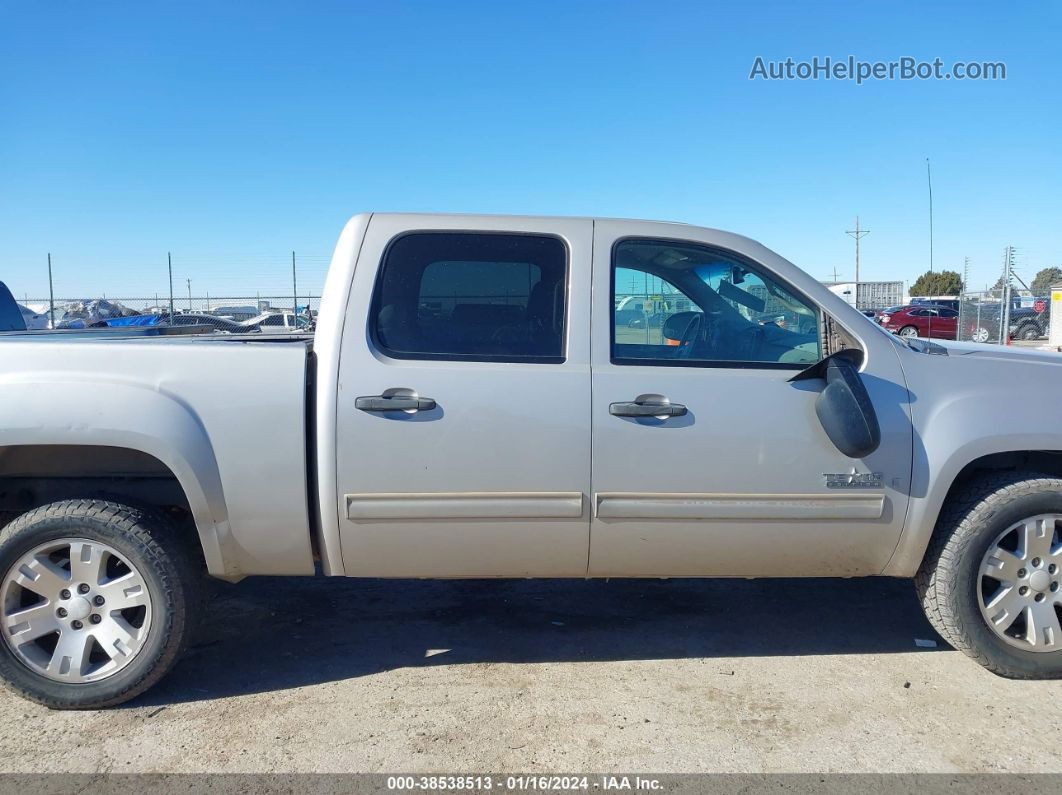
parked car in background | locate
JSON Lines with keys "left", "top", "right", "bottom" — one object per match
{"left": 910, "top": 297, "right": 960, "bottom": 313}
{"left": 878, "top": 304, "right": 958, "bottom": 339}
{"left": 207, "top": 305, "right": 260, "bottom": 322}
{"left": 245, "top": 311, "right": 312, "bottom": 333}
{"left": 161, "top": 313, "right": 250, "bottom": 333}
{"left": 1009, "top": 298, "right": 1051, "bottom": 341}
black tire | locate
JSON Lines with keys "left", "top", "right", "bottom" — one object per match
{"left": 0, "top": 499, "right": 203, "bottom": 708}
{"left": 1016, "top": 323, "right": 1041, "bottom": 341}
{"left": 916, "top": 471, "right": 1062, "bottom": 679}
{"left": 897, "top": 325, "right": 918, "bottom": 338}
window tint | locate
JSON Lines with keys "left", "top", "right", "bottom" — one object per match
{"left": 371, "top": 232, "right": 567, "bottom": 362}
{"left": 614, "top": 267, "right": 702, "bottom": 344}
{"left": 612, "top": 239, "right": 821, "bottom": 367}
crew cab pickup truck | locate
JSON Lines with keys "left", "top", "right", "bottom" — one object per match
{"left": 2, "top": 213, "right": 1062, "bottom": 709}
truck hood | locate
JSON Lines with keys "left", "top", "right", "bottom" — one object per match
{"left": 904, "top": 337, "right": 1062, "bottom": 366}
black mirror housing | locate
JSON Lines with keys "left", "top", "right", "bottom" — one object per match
{"left": 791, "top": 350, "right": 881, "bottom": 458}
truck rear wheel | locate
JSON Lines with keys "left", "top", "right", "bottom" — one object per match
{"left": 0, "top": 499, "right": 201, "bottom": 708}
{"left": 916, "top": 472, "right": 1062, "bottom": 678}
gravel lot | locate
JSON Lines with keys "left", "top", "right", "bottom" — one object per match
{"left": 1, "top": 575, "right": 1060, "bottom": 774}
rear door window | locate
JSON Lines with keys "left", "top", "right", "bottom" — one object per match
{"left": 370, "top": 232, "right": 567, "bottom": 362}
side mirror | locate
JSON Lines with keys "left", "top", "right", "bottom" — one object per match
{"left": 790, "top": 350, "right": 880, "bottom": 458}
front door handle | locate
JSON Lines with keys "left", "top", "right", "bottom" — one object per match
{"left": 609, "top": 399, "right": 687, "bottom": 418}
{"left": 356, "top": 395, "right": 437, "bottom": 412}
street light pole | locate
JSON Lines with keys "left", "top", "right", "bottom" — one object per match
{"left": 168, "top": 252, "right": 175, "bottom": 317}
{"left": 47, "top": 253, "right": 55, "bottom": 329}
{"left": 292, "top": 251, "right": 298, "bottom": 323}
{"left": 927, "top": 158, "right": 934, "bottom": 273}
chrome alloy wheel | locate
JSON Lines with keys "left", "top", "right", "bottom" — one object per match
{"left": 978, "top": 514, "right": 1062, "bottom": 651}
{"left": 1, "top": 538, "right": 152, "bottom": 683}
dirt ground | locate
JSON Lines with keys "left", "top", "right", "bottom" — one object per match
{"left": 0, "top": 575, "right": 1060, "bottom": 774}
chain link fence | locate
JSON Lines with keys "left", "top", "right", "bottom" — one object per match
{"left": 20, "top": 295, "right": 323, "bottom": 333}
{"left": 957, "top": 289, "right": 1051, "bottom": 344}
{"left": 958, "top": 289, "right": 1008, "bottom": 344}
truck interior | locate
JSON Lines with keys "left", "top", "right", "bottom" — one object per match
{"left": 611, "top": 239, "right": 822, "bottom": 366}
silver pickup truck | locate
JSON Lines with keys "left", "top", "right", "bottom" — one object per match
{"left": 2, "top": 213, "right": 1061, "bottom": 709}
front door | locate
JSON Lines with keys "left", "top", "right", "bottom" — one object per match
{"left": 335, "top": 215, "right": 593, "bottom": 576}
{"left": 589, "top": 222, "right": 913, "bottom": 576}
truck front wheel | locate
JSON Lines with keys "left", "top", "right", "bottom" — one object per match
{"left": 0, "top": 499, "right": 201, "bottom": 708}
{"left": 1015, "top": 323, "right": 1042, "bottom": 341}
{"left": 916, "top": 472, "right": 1062, "bottom": 678}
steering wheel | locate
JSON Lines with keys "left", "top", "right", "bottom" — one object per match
{"left": 676, "top": 313, "right": 703, "bottom": 359}
{"left": 742, "top": 325, "right": 766, "bottom": 359}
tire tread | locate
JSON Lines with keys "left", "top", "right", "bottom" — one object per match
{"left": 915, "top": 470, "right": 1062, "bottom": 679}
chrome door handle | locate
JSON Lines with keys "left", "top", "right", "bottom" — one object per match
{"left": 356, "top": 395, "right": 436, "bottom": 412}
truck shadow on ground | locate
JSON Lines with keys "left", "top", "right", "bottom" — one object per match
{"left": 140, "top": 576, "right": 944, "bottom": 706}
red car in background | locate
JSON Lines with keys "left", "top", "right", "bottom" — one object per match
{"left": 877, "top": 304, "right": 958, "bottom": 340}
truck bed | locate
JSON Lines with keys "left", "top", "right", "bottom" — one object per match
{"left": 0, "top": 334, "right": 316, "bottom": 577}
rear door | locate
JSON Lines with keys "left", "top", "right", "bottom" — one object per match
{"left": 936, "top": 308, "right": 959, "bottom": 339}
{"left": 588, "top": 222, "right": 913, "bottom": 577}
{"left": 334, "top": 215, "right": 592, "bottom": 576}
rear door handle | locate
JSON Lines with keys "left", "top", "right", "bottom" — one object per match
{"left": 609, "top": 399, "right": 687, "bottom": 418}
{"left": 356, "top": 395, "right": 437, "bottom": 412}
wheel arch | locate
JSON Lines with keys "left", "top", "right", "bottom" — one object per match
{"left": 0, "top": 379, "right": 233, "bottom": 578}
{"left": 884, "top": 445, "right": 1062, "bottom": 576}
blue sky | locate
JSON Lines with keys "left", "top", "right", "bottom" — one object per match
{"left": 1, "top": 0, "right": 1059, "bottom": 300}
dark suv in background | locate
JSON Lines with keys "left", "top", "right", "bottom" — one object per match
{"left": 1009, "top": 298, "right": 1051, "bottom": 340}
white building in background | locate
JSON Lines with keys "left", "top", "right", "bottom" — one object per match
{"left": 822, "top": 281, "right": 904, "bottom": 311}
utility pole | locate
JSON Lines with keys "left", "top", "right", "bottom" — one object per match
{"left": 845, "top": 216, "right": 870, "bottom": 309}
{"left": 186, "top": 278, "right": 192, "bottom": 311}
{"left": 963, "top": 256, "right": 970, "bottom": 291}
{"left": 292, "top": 251, "right": 298, "bottom": 319}
{"left": 830, "top": 266, "right": 840, "bottom": 282}
{"left": 168, "top": 252, "right": 175, "bottom": 317}
{"left": 926, "top": 158, "right": 934, "bottom": 273}
{"left": 1001, "top": 246, "right": 1015, "bottom": 344}
{"left": 47, "top": 253, "right": 55, "bottom": 329}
